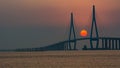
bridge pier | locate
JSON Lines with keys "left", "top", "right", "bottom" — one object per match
{"left": 108, "top": 39, "right": 111, "bottom": 50}
{"left": 102, "top": 39, "right": 105, "bottom": 49}
{"left": 115, "top": 40, "right": 118, "bottom": 50}
{"left": 64, "top": 42, "right": 68, "bottom": 50}
{"left": 112, "top": 40, "right": 115, "bottom": 50}
{"left": 105, "top": 39, "right": 108, "bottom": 49}
{"left": 119, "top": 40, "right": 120, "bottom": 50}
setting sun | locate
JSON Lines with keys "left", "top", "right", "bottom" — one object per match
{"left": 80, "top": 29, "right": 88, "bottom": 37}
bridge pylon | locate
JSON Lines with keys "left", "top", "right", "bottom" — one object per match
{"left": 68, "top": 12, "right": 77, "bottom": 50}
{"left": 90, "top": 5, "right": 99, "bottom": 49}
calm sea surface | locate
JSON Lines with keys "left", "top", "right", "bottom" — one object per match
{"left": 0, "top": 50, "right": 120, "bottom": 68}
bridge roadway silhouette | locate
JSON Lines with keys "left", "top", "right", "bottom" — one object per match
{"left": 54, "top": 37, "right": 120, "bottom": 50}
{"left": 14, "top": 37, "right": 120, "bottom": 51}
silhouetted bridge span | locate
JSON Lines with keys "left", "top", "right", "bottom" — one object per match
{"left": 12, "top": 5, "right": 120, "bottom": 52}
{"left": 14, "top": 37, "right": 120, "bottom": 51}
{"left": 59, "top": 37, "right": 120, "bottom": 50}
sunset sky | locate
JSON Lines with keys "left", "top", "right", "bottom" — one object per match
{"left": 0, "top": 0, "right": 120, "bottom": 49}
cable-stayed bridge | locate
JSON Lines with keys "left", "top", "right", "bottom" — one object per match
{"left": 14, "top": 5, "right": 120, "bottom": 51}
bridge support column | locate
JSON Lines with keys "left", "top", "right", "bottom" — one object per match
{"left": 109, "top": 39, "right": 111, "bottom": 50}
{"left": 112, "top": 40, "right": 114, "bottom": 50}
{"left": 90, "top": 5, "right": 99, "bottom": 49}
{"left": 64, "top": 43, "right": 68, "bottom": 50}
{"left": 102, "top": 39, "right": 105, "bottom": 49}
{"left": 105, "top": 39, "right": 108, "bottom": 49}
{"left": 119, "top": 40, "right": 120, "bottom": 50}
{"left": 115, "top": 40, "right": 118, "bottom": 50}
{"left": 68, "top": 13, "right": 76, "bottom": 50}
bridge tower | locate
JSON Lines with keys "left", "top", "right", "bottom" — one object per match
{"left": 68, "top": 12, "right": 77, "bottom": 50}
{"left": 90, "top": 5, "right": 99, "bottom": 49}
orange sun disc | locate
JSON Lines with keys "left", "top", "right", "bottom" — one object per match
{"left": 80, "top": 29, "right": 88, "bottom": 37}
